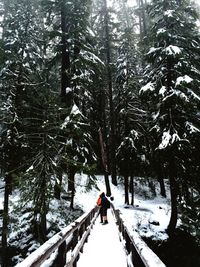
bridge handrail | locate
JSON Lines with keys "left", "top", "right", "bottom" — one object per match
{"left": 16, "top": 202, "right": 166, "bottom": 267}
{"left": 15, "top": 206, "right": 99, "bottom": 267}
{"left": 112, "top": 205, "right": 166, "bottom": 267}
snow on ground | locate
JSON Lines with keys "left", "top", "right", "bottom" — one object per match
{"left": 0, "top": 173, "right": 171, "bottom": 265}
{"left": 77, "top": 209, "right": 127, "bottom": 267}
{"left": 75, "top": 174, "right": 171, "bottom": 241}
{"left": 74, "top": 174, "right": 169, "bottom": 266}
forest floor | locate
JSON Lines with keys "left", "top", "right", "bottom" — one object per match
{"left": 75, "top": 174, "right": 200, "bottom": 267}
{"left": 0, "top": 174, "right": 200, "bottom": 266}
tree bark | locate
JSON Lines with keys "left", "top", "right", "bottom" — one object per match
{"left": 104, "top": 171, "right": 111, "bottom": 197}
{"left": 2, "top": 174, "right": 11, "bottom": 267}
{"left": 2, "top": 0, "right": 10, "bottom": 40}
{"left": 40, "top": 172, "right": 47, "bottom": 242}
{"left": 124, "top": 175, "right": 129, "bottom": 205}
{"left": 154, "top": 154, "right": 166, "bottom": 197}
{"left": 130, "top": 175, "right": 134, "bottom": 206}
{"left": 166, "top": 43, "right": 177, "bottom": 234}
{"left": 158, "top": 174, "right": 166, "bottom": 197}
{"left": 137, "top": 0, "right": 147, "bottom": 41}
{"left": 61, "top": 0, "right": 72, "bottom": 106}
{"left": 140, "top": 0, "right": 147, "bottom": 37}
{"left": 33, "top": 170, "right": 47, "bottom": 242}
{"left": 2, "top": 127, "right": 17, "bottom": 266}
{"left": 103, "top": 0, "right": 117, "bottom": 186}
{"left": 167, "top": 157, "right": 178, "bottom": 235}
{"left": 68, "top": 166, "right": 76, "bottom": 209}
{"left": 99, "top": 128, "right": 111, "bottom": 196}
{"left": 54, "top": 172, "right": 62, "bottom": 200}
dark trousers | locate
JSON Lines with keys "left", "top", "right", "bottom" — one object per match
{"left": 99, "top": 207, "right": 103, "bottom": 222}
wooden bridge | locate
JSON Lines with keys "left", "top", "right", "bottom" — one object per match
{"left": 15, "top": 205, "right": 166, "bottom": 267}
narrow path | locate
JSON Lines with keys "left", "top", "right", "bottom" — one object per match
{"left": 77, "top": 209, "right": 127, "bottom": 267}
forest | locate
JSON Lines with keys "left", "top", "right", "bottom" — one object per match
{"left": 0, "top": 0, "right": 200, "bottom": 266}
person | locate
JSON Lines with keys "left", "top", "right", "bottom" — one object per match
{"left": 96, "top": 192, "right": 110, "bottom": 225}
{"left": 96, "top": 193, "right": 103, "bottom": 223}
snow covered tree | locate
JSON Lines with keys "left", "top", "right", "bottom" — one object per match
{"left": 140, "top": 0, "right": 200, "bottom": 235}
{"left": 41, "top": 0, "right": 100, "bottom": 197}
{"left": 90, "top": 0, "right": 120, "bottom": 187}
{"left": 41, "top": 0, "right": 99, "bottom": 109}
{"left": 135, "top": 0, "right": 148, "bottom": 41}
{"left": 112, "top": 0, "right": 148, "bottom": 204}
{"left": 20, "top": 88, "right": 63, "bottom": 242}
{"left": 0, "top": 0, "right": 45, "bottom": 263}
{"left": 60, "top": 104, "right": 96, "bottom": 208}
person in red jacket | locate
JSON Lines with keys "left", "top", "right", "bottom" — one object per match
{"left": 96, "top": 192, "right": 110, "bottom": 224}
{"left": 96, "top": 193, "right": 103, "bottom": 223}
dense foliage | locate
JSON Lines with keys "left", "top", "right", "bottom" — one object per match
{"left": 0, "top": 0, "right": 200, "bottom": 265}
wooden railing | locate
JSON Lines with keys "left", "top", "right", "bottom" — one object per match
{"left": 15, "top": 206, "right": 99, "bottom": 267}
{"left": 112, "top": 206, "right": 166, "bottom": 267}
{"left": 16, "top": 203, "right": 166, "bottom": 267}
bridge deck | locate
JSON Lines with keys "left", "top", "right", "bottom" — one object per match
{"left": 77, "top": 209, "right": 127, "bottom": 267}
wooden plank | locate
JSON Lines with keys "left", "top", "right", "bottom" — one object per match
{"left": 113, "top": 208, "right": 166, "bottom": 267}
{"left": 66, "top": 210, "right": 99, "bottom": 266}
{"left": 15, "top": 207, "right": 98, "bottom": 267}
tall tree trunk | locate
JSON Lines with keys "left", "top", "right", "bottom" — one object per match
{"left": 130, "top": 175, "right": 134, "bottom": 206}
{"left": 33, "top": 170, "right": 48, "bottom": 242}
{"left": 99, "top": 128, "right": 111, "bottom": 196}
{"left": 158, "top": 174, "right": 166, "bottom": 198}
{"left": 137, "top": 0, "right": 147, "bottom": 41}
{"left": 2, "top": 126, "right": 16, "bottom": 266}
{"left": 68, "top": 166, "right": 76, "bottom": 209}
{"left": 61, "top": 0, "right": 72, "bottom": 106}
{"left": 104, "top": 171, "right": 111, "bottom": 197}
{"left": 124, "top": 175, "right": 129, "bottom": 205}
{"left": 40, "top": 172, "right": 47, "bottom": 242}
{"left": 60, "top": 1, "right": 72, "bottom": 198}
{"left": 154, "top": 157, "right": 166, "bottom": 197}
{"left": 2, "top": 174, "right": 11, "bottom": 267}
{"left": 137, "top": 0, "right": 143, "bottom": 41}
{"left": 121, "top": 0, "right": 130, "bottom": 28}
{"left": 2, "top": 0, "right": 9, "bottom": 40}
{"left": 167, "top": 157, "right": 178, "bottom": 235}
{"left": 54, "top": 172, "right": 62, "bottom": 200}
{"left": 103, "top": 0, "right": 117, "bottom": 186}
{"left": 166, "top": 48, "right": 177, "bottom": 234}
{"left": 181, "top": 178, "right": 190, "bottom": 204}
{"left": 140, "top": 0, "right": 147, "bottom": 36}
{"left": 72, "top": 0, "right": 81, "bottom": 106}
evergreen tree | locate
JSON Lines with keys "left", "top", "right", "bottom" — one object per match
{"left": 91, "top": 0, "right": 119, "bottom": 188}
{"left": 140, "top": 0, "right": 200, "bottom": 235}
{"left": 20, "top": 88, "right": 62, "bottom": 241}
{"left": 136, "top": 0, "right": 148, "bottom": 41}
{"left": 60, "top": 103, "right": 96, "bottom": 208}
{"left": 0, "top": 0, "right": 46, "bottom": 263}
{"left": 41, "top": 0, "right": 99, "bottom": 109}
{"left": 113, "top": 0, "right": 148, "bottom": 205}
{"left": 41, "top": 0, "right": 99, "bottom": 196}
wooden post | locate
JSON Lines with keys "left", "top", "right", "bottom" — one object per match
{"left": 56, "top": 241, "right": 67, "bottom": 267}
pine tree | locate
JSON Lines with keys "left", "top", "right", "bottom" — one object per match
{"left": 136, "top": 0, "right": 148, "bottom": 41}
{"left": 113, "top": 0, "right": 147, "bottom": 205}
{"left": 140, "top": 0, "right": 200, "bottom": 235}
{"left": 41, "top": 0, "right": 99, "bottom": 198}
{"left": 0, "top": 0, "right": 46, "bottom": 263}
{"left": 60, "top": 103, "right": 96, "bottom": 208}
{"left": 20, "top": 88, "right": 63, "bottom": 241}
{"left": 91, "top": 0, "right": 119, "bottom": 188}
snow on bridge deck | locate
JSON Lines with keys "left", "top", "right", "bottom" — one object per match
{"left": 77, "top": 209, "right": 127, "bottom": 267}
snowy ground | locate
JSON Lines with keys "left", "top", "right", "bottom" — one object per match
{"left": 75, "top": 174, "right": 171, "bottom": 241}
{"left": 0, "top": 173, "right": 171, "bottom": 265}
{"left": 74, "top": 174, "right": 170, "bottom": 266}
{"left": 77, "top": 209, "right": 127, "bottom": 267}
